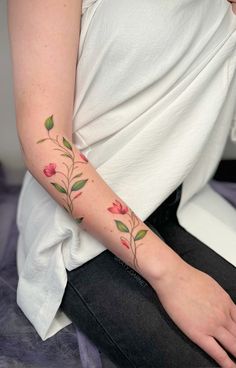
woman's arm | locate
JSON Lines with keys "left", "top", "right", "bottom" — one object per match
{"left": 7, "top": 0, "right": 180, "bottom": 283}
{"left": 7, "top": 2, "right": 236, "bottom": 367}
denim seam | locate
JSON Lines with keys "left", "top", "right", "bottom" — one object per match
{"left": 112, "top": 256, "right": 150, "bottom": 288}
{"left": 67, "top": 278, "right": 137, "bottom": 368}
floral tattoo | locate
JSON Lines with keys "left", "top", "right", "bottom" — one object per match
{"left": 107, "top": 200, "right": 148, "bottom": 271}
{"left": 36, "top": 115, "right": 89, "bottom": 224}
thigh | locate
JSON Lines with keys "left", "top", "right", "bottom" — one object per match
{"left": 157, "top": 217, "right": 236, "bottom": 302}
{"left": 59, "top": 247, "right": 223, "bottom": 368}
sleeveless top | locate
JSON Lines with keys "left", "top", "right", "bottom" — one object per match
{"left": 16, "top": 0, "right": 236, "bottom": 340}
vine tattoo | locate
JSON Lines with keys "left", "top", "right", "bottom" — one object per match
{"left": 107, "top": 200, "right": 148, "bottom": 271}
{"left": 36, "top": 115, "right": 88, "bottom": 224}
{"left": 36, "top": 115, "right": 148, "bottom": 269}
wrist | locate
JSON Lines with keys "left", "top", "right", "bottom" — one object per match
{"left": 137, "top": 231, "right": 184, "bottom": 288}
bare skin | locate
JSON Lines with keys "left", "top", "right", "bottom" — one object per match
{"left": 228, "top": 0, "right": 236, "bottom": 14}
{"left": 7, "top": 1, "right": 236, "bottom": 367}
{"left": 35, "top": 113, "right": 150, "bottom": 271}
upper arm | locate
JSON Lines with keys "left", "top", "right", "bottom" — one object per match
{"left": 7, "top": 0, "right": 82, "bottom": 141}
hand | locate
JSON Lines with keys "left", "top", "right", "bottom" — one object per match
{"left": 151, "top": 258, "right": 236, "bottom": 368}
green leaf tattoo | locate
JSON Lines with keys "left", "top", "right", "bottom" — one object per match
{"left": 37, "top": 114, "right": 89, "bottom": 223}
{"left": 134, "top": 229, "right": 148, "bottom": 241}
{"left": 50, "top": 182, "right": 67, "bottom": 194}
{"left": 63, "top": 137, "right": 72, "bottom": 150}
{"left": 45, "top": 115, "right": 54, "bottom": 131}
{"left": 107, "top": 200, "right": 148, "bottom": 271}
{"left": 114, "top": 220, "right": 129, "bottom": 233}
{"left": 71, "top": 179, "right": 88, "bottom": 191}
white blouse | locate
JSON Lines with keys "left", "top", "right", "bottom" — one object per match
{"left": 16, "top": 0, "right": 236, "bottom": 341}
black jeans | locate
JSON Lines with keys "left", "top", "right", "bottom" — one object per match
{"left": 59, "top": 184, "right": 236, "bottom": 368}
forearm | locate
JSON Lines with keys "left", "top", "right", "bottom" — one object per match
{"left": 19, "top": 114, "right": 181, "bottom": 285}
{"left": 8, "top": 0, "right": 182, "bottom": 288}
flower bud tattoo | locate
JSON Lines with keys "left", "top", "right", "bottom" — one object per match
{"left": 107, "top": 199, "right": 148, "bottom": 270}
{"left": 36, "top": 115, "right": 88, "bottom": 224}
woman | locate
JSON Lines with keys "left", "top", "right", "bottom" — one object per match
{"left": 8, "top": 1, "right": 236, "bottom": 367}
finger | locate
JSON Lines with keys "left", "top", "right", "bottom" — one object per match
{"left": 225, "top": 312, "right": 236, "bottom": 339}
{"left": 198, "top": 336, "right": 236, "bottom": 368}
{"left": 225, "top": 320, "right": 236, "bottom": 339}
{"left": 230, "top": 306, "right": 236, "bottom": 324}
{"left": 215, "top": 327, "right": 236, "bottom": 359}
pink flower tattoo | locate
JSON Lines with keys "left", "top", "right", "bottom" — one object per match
{"left": 107, "top": 199, "right": 129, "bottom": 214}
{"left": 79, "top": 152, "right": 88, "bottom": 162}
{"left": 37, "top": 115, "right": 89, "bottom": 224}
{"left": 43, "top": 163, "right": 57, "bottom": 177}
{"left": 107, "top": 199, "right": 148, "bottom": 270}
